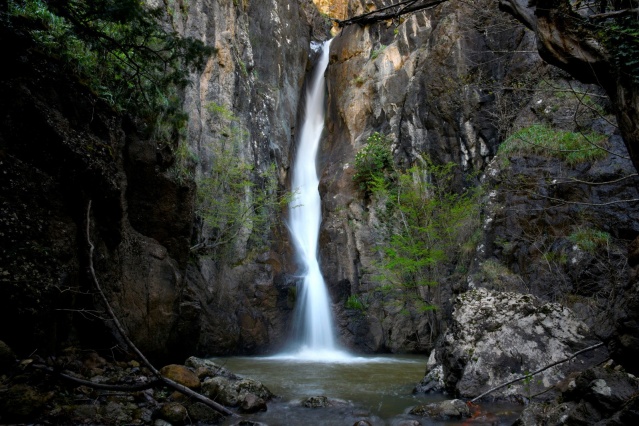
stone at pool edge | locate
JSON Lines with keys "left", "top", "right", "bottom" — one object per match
{"left": 409, "top": 399, "right": 471, "bottom": 419}
{"left": 159, "top": 364, "right": 201, "bottom": 389}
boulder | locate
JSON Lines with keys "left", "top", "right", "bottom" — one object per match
{"left": 425, "top": 288, "right": 606, "bottom": 399}
{"left": 410, "top": 399, "right": 470, "bottom": 419}
{"left": 302, "top": 395, "right": 331, "bottom": 408}
{"left": 201, "top": 376, "right": 273, "bottom": 408}
{"left": 414, "top": 351, "right": 444, "bottom": 394}
{"left": 159, "top": 364, "right": 200, "bottom": 389}
{"left": 159, "top": 402, "right": 187, "bottom": 425}
{"left": 187, "top": 402, "right": 224, "bottom": 423}
{"left": 185, "top": 356, "right": 240, "bottom": 380}
{"left": 239, "top": 393, "right": 267, "bottom": 413}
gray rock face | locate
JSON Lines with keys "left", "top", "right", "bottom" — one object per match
{"left": 170, "top": 0, "right": 326, "bottom": 355}
{"left": 427, "top": 288, "right": 606, "bottom": 399}
{"left": 318, "top": 0, "right": 546, "bottom": 353}
{"left": 0, "top": 27, "right": 193, "bottom": 360}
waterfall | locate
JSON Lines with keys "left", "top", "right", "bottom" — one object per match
{"left": 285, "top": 39, "right": 349, "bottom": 361}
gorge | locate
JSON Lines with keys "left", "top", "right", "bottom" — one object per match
{"left": 1, "top": 0, "right": 639, "bottom": 425}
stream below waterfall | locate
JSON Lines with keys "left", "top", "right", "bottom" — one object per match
{"left": 215, "top": 355, "right": 523, "bottom": 425}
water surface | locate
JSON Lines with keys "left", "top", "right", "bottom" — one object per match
{"left": 214, "top": 355, "right": 522, "bottom": 425}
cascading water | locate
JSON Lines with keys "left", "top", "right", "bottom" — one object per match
{"left": 285, "top": 39, "right": 349, "bottom": 361}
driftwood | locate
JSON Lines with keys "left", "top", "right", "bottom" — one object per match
{"left": 85, "top": 201, "right": 237, "bottom": 417}
{"left": 470, "top": 342, "right": 605, "bottom": 402}
{"left": 31, "top": 363, "right": 162, "bottom": 391}
{"left": 336, "top": 0, "right": 449, "bottom": 27}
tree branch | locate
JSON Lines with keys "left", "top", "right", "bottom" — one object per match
{"left": 471, "top": 342, "right": 604, "bottom": 402}
{"left": 85, "top": 201, "right": 237, "bottom": 418}
{"left": 336, "top": 0, "right": 450, "bottom": 27}
{"left": 31, "top": 364, "right": 162, "bottom": 391}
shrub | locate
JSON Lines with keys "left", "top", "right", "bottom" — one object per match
{"left": 568, "top": 228, "right": 610, "bottom": 253}
{"left": 352, "top": 132, "right": 395, "bottom": 196}
{"left": 500, "top": 125, "right": 608, "bottom": 166}
{"left": 375, "top": 159, "right": 482, "bottom": 307}
{"left": 345, "top": 295, "right": 365, "bottom": 311}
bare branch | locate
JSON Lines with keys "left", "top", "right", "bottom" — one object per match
{"left": 471, "top": 342, "right": 604, "bottom": 402}
{"left": 336, "top": 0, "right": 450, "bottom": 27}
{"left": 31, "top": 364, "right": 162, "bottom": 391}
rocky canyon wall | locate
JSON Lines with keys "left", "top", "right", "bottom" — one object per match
{"left": 316, "top": 0, "right": 639, "bottom": 358}
{"left": 166, "top": 0, "right": 331, "bottom": 356}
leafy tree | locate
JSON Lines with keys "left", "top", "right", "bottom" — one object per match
{"left": 191, "top": 106, "right": 290, "bottom": 261}
{"left": 352, "top": 134, "right": 482, "bottom": 315}
{"left": 6, "top": 0, "right": 211, "bottom": 141}
{"left": 352, "top": 132, "right": 395, "bottom": 196}
{"left": 374, "top": 160, "right": 482, "bottom": 308}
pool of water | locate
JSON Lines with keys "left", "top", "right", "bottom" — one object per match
{"left": 212, "top": 355, "right": 522, "bottom": 425}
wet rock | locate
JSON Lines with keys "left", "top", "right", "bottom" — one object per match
{"left": 302, "top": 395, "right": 332, "bottom": 408}
{"left": 185, "top": 356, "right": 240, "bottom": 380}
{"left": 239, "top": 393, "right": 267, "bottom": 413}
{"left": 202, "top": 377, "right": 239, "bottom": 406}
{"left": 159, "top": 402, "right": 187, "bottom": 425}
{"left": 353, "top": 420, "right": 372, "bottom": 426}
{"left": 202, "top": 376, "right": 273, "bottom": 408}
{"left": 188, "top": 401, "right": 225, "bottom": 423}
{"left": 159, "top": 364, "right": 200, "bottom": 389}
{"left": 410, "top": 399, "right": 470, "bottom": 419}
{"left": 414, "top": 351, "right": 444, "bottom": 394}
{"left": 154, "top": 420, "right": 173, "bottom": 426}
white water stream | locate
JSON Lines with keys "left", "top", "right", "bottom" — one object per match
{"left": 284, "top": 40, "right": 350, "bottom": 361}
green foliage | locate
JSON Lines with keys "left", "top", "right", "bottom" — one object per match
{"left": 568, "top": 228, "right": 610, "bottom": 253}
{"left": 500, "top": 124, "right": 608, "bottom": 166}
{"left": 600, "top": 16, "right": 639, "bottom": 83}
{"left": 345, "top": 295, "right": 365, "bottom": 311}
{"left": 375, "top": 159, "right": 482, "bottom": 303}
{"left": 206, "top": 102, "right": 239, "bottom": 122}
{"left": 353, "top": 132, "right": 395, "bottom": 196}
{"left": 6, "top": 0, "right": 210, "bottom": 138}
{"left": 371, "top": 44, "right": 387, "bottom": 60}
{"left": 194, "top": 114, "right": 289, "bottom": 260}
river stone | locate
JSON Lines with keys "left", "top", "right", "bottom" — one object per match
{"left": 302, "top": 395, "right": 331, "bottom": 408}
{"left": 185, "top": 356, "right": 240, "bottom": 380}
{"left": 202, "top": 376, "right": 273, "bottom": 408}
{"left": 159, "top": 364, "right": 200, "bottom": 389}
{"left": 409, "top": 399, "right": 470, "bottom": 419}
{"left": 239, "top": 393, "right": 267, "bottom": 413}
{"left": 159, "top": 402, "right": 188, "bottom": 424}
{"left": 188, "top": 401, "right": 224, "bottom": 423}
{"left": 100, "top": 400, "right": 133, "bottom": 424}
{"left": 202, "top": 376, "right": 239, "bottom": 406}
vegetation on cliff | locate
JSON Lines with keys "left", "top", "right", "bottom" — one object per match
{"left": 5, "top": 0, "right": 210, "bottom": 142}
